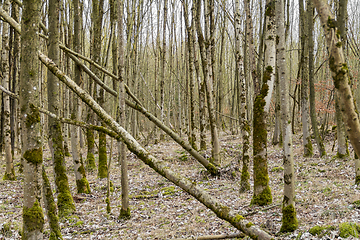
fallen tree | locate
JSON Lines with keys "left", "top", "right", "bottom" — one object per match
{"left": 64, "top": 49, "right": 218, "bottom": 175}
{"left": 39, "top": 51, "right": 275, "bottom": 240}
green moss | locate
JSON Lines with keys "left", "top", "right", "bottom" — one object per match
{"left": 23, "top": 201, "right": 44, "bottom": 236}
{"left": 25, "top": 104, "right": 41, "bottom": 128}
{"left": 355, "top": 175, "right": 360, "bottom": 185}
{"left": 265, "top": 0, "right": 275, "bottom": 17}
{"left": 161, "top": 186, "right": 177, "bottom": 196}
{"left": 303, "top": 136, "right": 313, "bottom": 157}
{"left": 280, "top": 204, "right": 298, "bottom": 232}
{"left": 327, "top": 16, "right": 337, "bottom": 29}
{"left": 76, "top": 177, "right": 90, "bottom": 194}
{"left": 216, "top": 205, "right": 230, "bottom": 219}
{"left": 74, "top": 221, "right": 84, "bottom": 226}
{"left": 251, "top": 185, "right": 272, "bottom": 206}
{"left": 234, "top": 214, "right": 245, "bottom": 222}
{"left": 353, "top": 200, "right": 360, "bottom": 208}
{"left": 271, "top": 166, "right": 284, "bottom": 172}
{"left": 42, "top": 166, "right": 63, "bottom": 239}
{"left": 339, "top": 222, "right": 359, "bottom": 238}
{"left": 86, "top": 153, "right": 96, "bottom": 170}
{"left": 309, "top": 225, "right": 334, "bottom": 236}
{"left": 106, "top": 197, "right": 111, "bottom": 213}
{"left": 246, "top": 222, "right": 254, "bottom": 228}
{"left": 3, "top": 169, "right": 16, "bottom": 180}
{"left": 119, "top": 207, "right": 131, "bottom": 219}
{"left": 23, "top": 148, "right": 43, "bottom": 165}
{"left": 207, "top": 162, "right": 219, "bottom": 175}
{"left": 98, "top": 133, "right": 108, "bottom": 179}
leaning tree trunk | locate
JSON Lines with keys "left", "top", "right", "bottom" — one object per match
{"left": 1, "top": 0, "right": 15, "bottom": 180}
{"left": 39, "top": 51, "right": 275, "bottom": 240}
{"left": 276, "top": 0, "right": 298, "bottom": 232}
{"left": 251, "top": 0, "right": 275, "bottom": 206}
{"left": 312, "top": 0, "right": 360, "bottom": 184}
{"left": 47, "top": 0, "right": 75, "bottom": 217}
{"left": 71, "top": 0, "right": 90, "bottom": 193}
{"left": 20, "top": 0, "right": 44, "bottom": 238}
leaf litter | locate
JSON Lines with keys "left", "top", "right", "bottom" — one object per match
{"left": 0, "top": 131, "right": 359, "bottom": 239}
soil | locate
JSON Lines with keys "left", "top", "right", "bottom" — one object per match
{"left": 0, "top": 130, "right": 359, "bottom": 239}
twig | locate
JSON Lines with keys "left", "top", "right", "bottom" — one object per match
{"left": 244, "top": 204, "right": 281, "bottom": 217}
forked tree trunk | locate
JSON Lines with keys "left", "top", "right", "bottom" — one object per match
{"left": 312, "top": 0, "right": 360, "bottom": 184}
{"left": 39, "top": 52, "right": 274, "bottom": 240}
{"left": 20, "top": 0, "right": 44, "bottom": 238}
{"left": 1, "top": 0, "right": 15, "bottom": 180}
{"left": 276, "top": 0, "right": 298, "bottom": 232}
{"left": 47, "top": 0, "right": 75, "bottom": 217}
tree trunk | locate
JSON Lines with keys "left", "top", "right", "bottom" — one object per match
{"left": 308, "top": 0, "right": 326, "bottom": 157}
{"left": 48, "top": 0, "right": 75, "bottom": 217}
{"left": 237, "top": 0, "right": 250, "bottom": 193}
{"left": 299, "top": 0, "right": 313, "bottom": 157}
{"left": 195, "top": 0, "right": 220, "bottom": 166}
{"left": 251, "top": 0, "right": 275, "bottom": 206}
{"left": 1, "top": 0, "right": 15, "bottom": 180}
{"left": 312, "top": 0, "right": 360, "bottom": 185}
{"left": 20, "top": 0, "right": 44, "bottom": 238}
{"left": 276, "top": 0, "right": 298, "bottom": 232}
{"left": 71, "top": 0, "right": 90, "bottom": 194}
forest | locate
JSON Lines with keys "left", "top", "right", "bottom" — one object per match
{"left": 0, "top": 0, "right": 360, "bottom": 239}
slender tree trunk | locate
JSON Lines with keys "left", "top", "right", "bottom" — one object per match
{"left": 277, "top": 0, "right": 298, "bottom": 232}
{"left": 237, "top": 0, "right": 250, "bottom": 193}
{"left": 308, "top": 0, "right": 326, "bottom": 157}
{"left": 251, "top": 0, "right": 275, "bottom": 206}
{"left": 195, "top": 0, "right": 220, "bottom": 166}
{"left": 299, "top": 0, "right": 313, "bottom": 157}
{"left": 1, "top": 0, "right": 15, "bottom": 180}
{"left": 47, "top": 0, "right": 75, "bottom": 217}
{"left": 72, "top": 0, "right": 90, "bottom": 193}
{"left": 20, "top": 0, "right": 44, "bottom": 238}
{"left": 117, "top": 0, "right": 130, "bottom": 219}
{"left": 334, "top": 0, "right": 349, "bottom": 158}
{"left": 183, "top": 0, "right": 197, "bottom": 150}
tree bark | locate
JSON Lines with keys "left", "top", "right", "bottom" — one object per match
{"left": 251, "top": 0, "right": 275, "bottom": 206}
{"left": 1, "top": 0, "right": 15, "bottom": 180}
{"left": 276, "top": 0, "right": 298, "bottom": 232}
{"left": 48, "top": 0, "right": 75, "bottom": 217}
{"left": 71, "top": 0, "right": 90, "bottom": 194}
{"left": 20, "top": 0, "right": 44, "bottom": 238}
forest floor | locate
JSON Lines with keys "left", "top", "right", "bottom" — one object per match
{"left": 1, "top": 129, "right": 360, "bottom": 239}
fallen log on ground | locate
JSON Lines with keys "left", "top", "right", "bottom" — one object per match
{"left": 39, "top": 51, "right": 275, "bottom": 240}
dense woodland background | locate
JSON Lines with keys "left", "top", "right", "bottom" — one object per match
{"left": 1, "top": 0, "right": 360, "bottom": 239}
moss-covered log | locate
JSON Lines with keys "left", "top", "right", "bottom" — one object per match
{"left": 39, "top": 51, "right": 274, "bottom": 240}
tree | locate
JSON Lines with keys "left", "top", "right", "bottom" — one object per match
{"left": 251, "top": 0, "right": 275, "bottom": 206}
{"left": 276, "top": 0, "right": 298, "bottom": 232}
{"left": 20, "top": 0, "right": 44, "bottom": 238}
{"left": 71, "top": 0, "right": 90, "bottom": 193}
{"left": 1, "top": 0, "right": 15, "bottom": 180}
{"left": 47, "top": 0, "right": 76, "bottom": 217}
{"left": 117, "top": 0, "right": 130, "bottom": 219}
{"left": 299, "top": 0, "right": 313, "bottom": 157}
{"left": 312, "top": 0, "right": 360, "bottom": 184}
